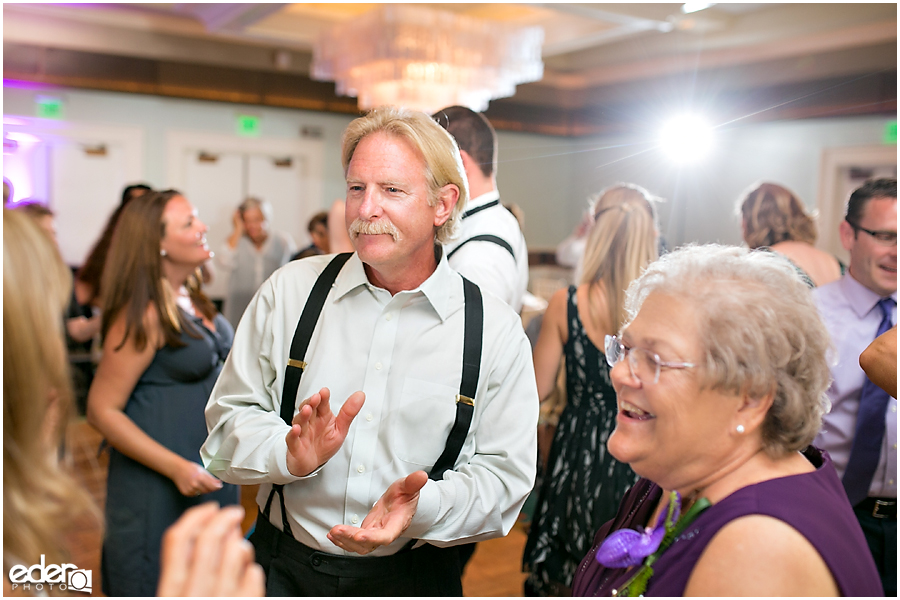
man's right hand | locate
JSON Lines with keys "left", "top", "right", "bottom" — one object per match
{"left": 285, "top": 387, "right": 365, "bottom": 477}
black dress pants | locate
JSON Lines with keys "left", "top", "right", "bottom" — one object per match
{"left": 250, "top": 512, "right": 463, "bottom": 597}
{"left": 854, "top": 500, "right": 897, "bottom": 596}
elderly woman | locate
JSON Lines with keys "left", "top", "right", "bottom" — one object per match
{"left": 739, "top": 181, "right": 843, "bottom": 287}
{"left": 572, "top": 244, "right": 881, "bottom": 597}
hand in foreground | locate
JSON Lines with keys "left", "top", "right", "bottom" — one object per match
{"left": 326, "top": 470, "right": 428, "bottom": 555}
{"left": 157, "top": 503, "right": 265, "bottom": 597}
{"left": 285, "top": 387, "right": 365, "bottom": 477}
{"left": 172, "top": 460, "right": 224, "bottom": 497}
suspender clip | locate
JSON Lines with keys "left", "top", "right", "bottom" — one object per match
{"left": 455, "top": 394, "right": 474, "bottom": 406}
{"left": 287, "top": 358, "right": 307, "bottom": 370}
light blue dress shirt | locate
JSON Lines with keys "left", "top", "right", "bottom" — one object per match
{"left": 813, "top": 273, "right": 897, "bottom": 499}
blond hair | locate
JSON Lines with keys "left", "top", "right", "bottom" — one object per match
{"left": 341, "top": 106, "right": 469, "bottom": 245}
{"left": 624, "top": 244, "right": 831, "bottom": 455}
{"left": 3, "top": 209, "right": 98, "bottom": 581}
{"left": 579, "top": 183, "right": 660, "bottom": 332}
{"left": 739, "top": 182, "right": 817, "bottom": 248}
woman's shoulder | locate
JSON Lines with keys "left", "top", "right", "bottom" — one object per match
{"left": 685, "top": 513, "right": 839, "bottom": 596}
{"left": 536, "top": 287, "right": 570, "bottom": 342}
{"left": 770, "top": 241, "right": 841, "bottom": 286}
{"left": 684, "top": 449, "right": 880, "bottom": 596}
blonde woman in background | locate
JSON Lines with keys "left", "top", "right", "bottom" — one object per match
{"left": 3, "top": 209, "right": 263, "bottom": 597}
{"left": 3, "top": 208, "right": 98, "bottom": 595}
{"left": 739, "top": 181, "right": 844, "bottom": 287}
{"left": 523, "top": 183, "right": 659, "bottom": 596}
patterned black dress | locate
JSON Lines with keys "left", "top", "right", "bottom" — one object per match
{"left": 523, "top": 286, "right": 638, "bottom": 596}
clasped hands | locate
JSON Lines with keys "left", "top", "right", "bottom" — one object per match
{"left": 285, "top": 387, "right": 428, "bottom": 555}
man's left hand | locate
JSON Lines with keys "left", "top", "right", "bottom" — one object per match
{"left": 326, "top": 470, "right": 428, "bottom": 555}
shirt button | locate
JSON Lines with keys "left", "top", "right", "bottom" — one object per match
{"left": 357, "top": 464, "right": 365, "bottom": 473}
{"left": 366, "top": 414, "right": 373, "bottom": 422}
{"left": 385, "top": 313, "right": 392, "bottom": 321}
{"left": 894, "top": 443, "right": 898, "bottom": 450}
{"left": 890, "top": 479, "right": 895, "bottom": 485}
{"left": 892, "top": 406, "right": 897, "bottom": 413}
{"left": 375, "top": 362, "right": 382, "bottom": 370}
{"left": 351, "top": 515, "right": 359, "bottom": 525}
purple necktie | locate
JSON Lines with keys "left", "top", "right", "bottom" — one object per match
{"left": 842, "top": 296, "right": 897, "bottom": 506}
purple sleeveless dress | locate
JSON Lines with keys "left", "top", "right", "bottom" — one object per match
{"left": 572, "top": 447, "right": 882, "bottom": 597}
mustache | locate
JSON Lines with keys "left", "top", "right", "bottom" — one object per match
{"left": 348, "top": 218, "right": 400, "bottom": 241}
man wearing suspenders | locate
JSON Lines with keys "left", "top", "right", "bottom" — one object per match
{"left": 202, "top": 107, "right": 538, "bottom": 596}
{"left": 434, "top": 105, "right": 530, "bottom": 314}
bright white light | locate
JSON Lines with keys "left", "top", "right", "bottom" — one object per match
{"left": 5, "top": 132, "right": 41, "bottom": 145}
{"left": 681, "top": 2, "right": 713, "bottom": 14}
{"left": 659, "top": 114, "right": 714, "bottom": 164}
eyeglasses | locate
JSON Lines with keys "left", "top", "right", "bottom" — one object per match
{"left": 846, "top": 219, "right": 897, "bottom": 246}
{"left": 604, "top": 335, "right": 696, "bottom": 384}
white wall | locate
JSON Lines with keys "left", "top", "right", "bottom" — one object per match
{"left": 4, "top": 85, "right": 894, "bottom": 255}
{"left": 3, "top": 85, "right": 355, "bottom": 209}
{"left": 568, "top": 116, "right": 893, "bottom": 251}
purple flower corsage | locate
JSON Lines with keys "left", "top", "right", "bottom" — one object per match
{"left": 595, "top": 491, "right": 681, "bottom": 568}
{"left": 592, "top": 491, "right": 711, "bottom": 597}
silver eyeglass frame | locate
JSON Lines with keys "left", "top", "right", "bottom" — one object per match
{"left": 604, "top": 334, "right": 696, "bottom": 384}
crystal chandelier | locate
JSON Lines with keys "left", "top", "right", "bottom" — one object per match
{"left": 312, "top": 5, "right": 544, "bottom": 114}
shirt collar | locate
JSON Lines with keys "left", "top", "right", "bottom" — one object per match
{"left": 332, "top": 249, "right": 459, "bottom": 322}
{"left": 840, "top": 271, "right": 898, "bottom": 318}
{"left": 466, "top": 189, "right": 500, "bottom": 210}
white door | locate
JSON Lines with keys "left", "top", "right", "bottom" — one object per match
{"left": 247, "top": 153, "right": 308, "bottom": 249}
{"left": 51, "top": 140, "right": 128, "bottom": 266}
{"left": 181, "top": 150, "right": 245, "bottom": 300}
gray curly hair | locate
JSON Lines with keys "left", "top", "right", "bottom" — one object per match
{"left": 623, "top": 244, "right": 832, "bottom": 456}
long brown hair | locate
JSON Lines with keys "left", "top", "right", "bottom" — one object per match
{"left": 739, "top": 182, "right": 817, "bottom": 248}
{"left": 3, "top": 209, "right": 98, "bottom": 580}
{"left": 76, "top": 184, "right": 152, "bottom": 306}
{"left": 100, "top": 190, "right": 216, "bottom": 351}
{"left": 579, "top": 183, "right": 659, "bottom": 333}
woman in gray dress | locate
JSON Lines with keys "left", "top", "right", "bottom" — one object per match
{"left": 87, "top": 190, "right": 239, "bottom": 596}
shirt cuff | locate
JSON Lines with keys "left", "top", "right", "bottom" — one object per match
{"left": 404, "top": 479, "right": 440, "bottom": 539}
{"left": 268, "top": 436, "right": 308, "bottom": 485}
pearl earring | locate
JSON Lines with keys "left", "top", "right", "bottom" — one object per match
{"left": 736, "top": 424, "right": 745, "bottom": 434}
{"left": 160, "top": 249, "right": 167, "bottom": 257}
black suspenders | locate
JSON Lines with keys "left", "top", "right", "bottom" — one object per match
{"left": 447, "top": 201, "right": 516, "bottom": 260}
{"left": 430, "top": 277, "right": 482, "bottom": 480}
{"left": 262, "top": 253, "right": 484, "bottom": 539}
{"left": 447, "top": 234, "right": 515, "bottom": 260}
{"left": 263, "top": 252, "right": 352, "bottom": 537}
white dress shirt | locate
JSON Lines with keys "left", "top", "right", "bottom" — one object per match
{"left": 202, "top": 251, "right": 538, "bottom": 556}
{"left": 444, "top": 190, "right": 529, "bottom": 313}
{"left": 813, "top": 273, "right": 897, "bottom": 498}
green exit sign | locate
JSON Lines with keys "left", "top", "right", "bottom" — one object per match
{"left": 36, "top": 96, "right": 63, "bottom": 119}
{"left": 883, "top": 120, "right": 897, "bottom": 145}
{"left": 236, "top": 115, "right": 260, "bottom": 137}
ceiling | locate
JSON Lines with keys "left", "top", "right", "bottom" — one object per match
{"left": 3, "top": 3, "right": 896, "bottom": 135}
